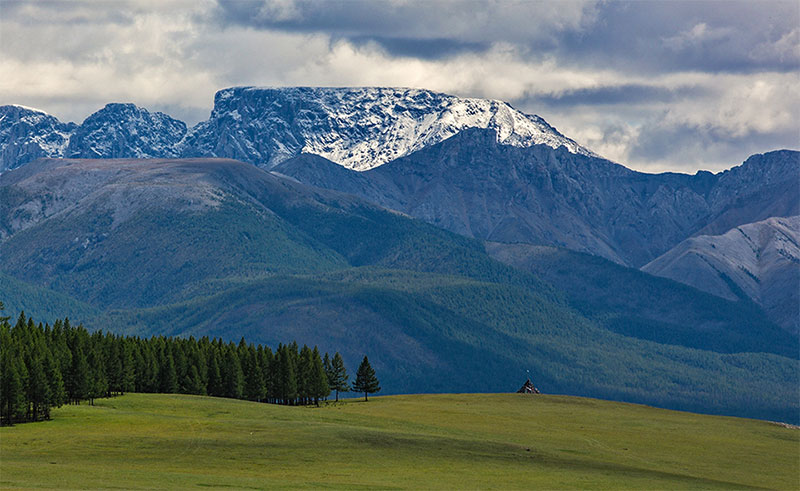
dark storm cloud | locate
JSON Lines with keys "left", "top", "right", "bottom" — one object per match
{"left": 213, "top": 0, "right": 594, "bottom": 59}
{"left": 213, "top": 0, "right": 800, "bottom": 73}
{"left": 348, "top": 36, "right": 489, "bottom": 60}
{"left": 554, "top": 1, "right": 800, "bottom": 74}
{"left": 530, "top": 84, "right": 708, "bottom": 107}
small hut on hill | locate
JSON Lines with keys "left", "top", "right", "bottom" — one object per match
{"left": 517, "top": 379, "right": 540, "bottom": 394}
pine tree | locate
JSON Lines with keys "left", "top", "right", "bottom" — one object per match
{"left": 86, "top": 345, "right": 108, "bottom": 405}
{"left": 158, "top": 343, "right": 178, "bottom": 394}
{"left": 309, "top": 347, "right": 330, "bottom": 406}
{"left": 352, "top": 356, "right": 380, "bottom": 402}
{"left": 221, "top": 346, "right": 244, "bottom": 399}
{"left": 68, "top": 346, "right": 90, "bottom": 404}
{"left": 298, "top": 345, "right": 313, "bottom": 405}
{"left": 243, "top": 345, "right": 265, "bottom": 402}
{"left": 120, "top": 340, "right": 136, "bottom": 394}
{"left": 328, "top": 352, "right": 350, "bottom": 402}
{"left": 206, "top": 348, "right": 223, "bottom": 397}
{"left": 277, "top": 344, "right": 297, "bottom": 405}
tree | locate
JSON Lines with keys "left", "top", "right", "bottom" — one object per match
{"left": 309, "top": 347, "right": 330, "bottom": 406}
{"left": 221, "top": 345, "right": 244, "bottom": 399}
{"left": 352, "top": 356, "right": 380, "bottom": 401}
{"left": 0, "top": 331, "right": 26, "bottom": 424}
{"left": 327, "top": 352, "right": 349, "bottom": 402}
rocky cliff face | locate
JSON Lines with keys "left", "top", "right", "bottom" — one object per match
{"left": 0, "top": 105, "right": 76, "bottom": 172}
{"left": 179, "top": 86, "right": 595, "bottom": 170}
{"left": 643, "top": 216, "right": 800, "bottom": 332}
{"left": 66, "top": 103, "right": 186, "bottom": 159}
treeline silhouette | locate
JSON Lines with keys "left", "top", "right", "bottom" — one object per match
{"left": 0, "top": 308, "right": 379, "bottom": 425}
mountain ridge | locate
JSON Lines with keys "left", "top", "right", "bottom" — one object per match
{"left": 275, "top": 130, "right": 799, "bottom": 267}
{"left": 0, "top": 86, "right": 594, "bottom": 172}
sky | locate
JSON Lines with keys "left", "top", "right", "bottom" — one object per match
{"left": 0, "top": 0, "right": 798, "bottom": 173}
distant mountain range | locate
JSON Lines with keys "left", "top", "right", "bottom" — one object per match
{"left": 1, "top": 87, "right": 797, "bottom": 420}
{"left": 0, "top": 87, "right": 591, "bottom": 172}
{"left": 1, "top": 157, "right": 796, "bottom": 422}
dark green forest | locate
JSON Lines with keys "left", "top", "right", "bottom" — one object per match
{"left": 0, "top": 306, "right": 377, "bottom": 425}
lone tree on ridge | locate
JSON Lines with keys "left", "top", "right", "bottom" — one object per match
{"left": 352, "top": 356, "right": 380, "bottom": 401}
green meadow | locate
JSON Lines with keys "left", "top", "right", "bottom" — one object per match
{"left": 1, "top": 393, "right": 797, "bottom": 489}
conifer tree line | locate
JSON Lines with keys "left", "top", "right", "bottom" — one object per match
{"left": 0, "top": 307, "right": 380, "bottom": 425}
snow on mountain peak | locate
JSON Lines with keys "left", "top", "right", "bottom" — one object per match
{"left": 182, "top": 86, "right": 597, "bottom": 170}
{"left": 2, "top": 87, "right": 598, "bottom": 172}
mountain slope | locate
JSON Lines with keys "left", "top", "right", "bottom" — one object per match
{"left": 97, "top": 270, "right": 798, "bottom": 421}
{"left": 485, "top": 243, "right": 794, "bottom": 354}
{"left": 2, "top": 157, "right": 796, "bottom": 421}
{"left": 643, "top": 216, "right": 800, "bottom": 333}
{"left": 1, "top": 87, "right": 593, "bottom": 173}
{"left": 275, "top": 134, "right": 799, "bottom": 266}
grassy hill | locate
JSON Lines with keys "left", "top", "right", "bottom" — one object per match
{"left": 1, "top": 393, "right": 797, "bottom": 489}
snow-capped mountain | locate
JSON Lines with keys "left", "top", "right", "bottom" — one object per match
{"left": 180, "top": 86, "right": 596, "bottom": 170}
{"left": 0, "top": 105, "right": 76, "bottom": 172}
{"left": 67, "top": 103, "right": 186, "bottom": 159}
{"left": 1, "top": 88, "right": 595, "bottom": 172}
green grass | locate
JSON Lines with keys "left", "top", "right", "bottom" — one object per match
{"left": 1, "top": 393, "right": 797, "bottom": 489}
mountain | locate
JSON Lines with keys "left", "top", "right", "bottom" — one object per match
{"left": 179, "top": 86, "right": 594, "bottom": 170}
{"left": 697, "top": 150, "right": 800, "bottom": 236}
{"left": 0, "top": 103, "right": 186, "bottom": 171}
{"left": 1, "top": 157, "right": 796, "bottom": 421}
{"left": 66, "top": 103, "right": 187, "bottom": 159}
{"left": 275, "top": 134, "right": 799, "bottom": 266}
{"left": 0, "top": 87, "right": 593, "bottom": 173}
{"left": 0, "top": 105, "right": 76, "bottom": 172}
{"left": 3, "top": 90, "right": 794, "bottom": 267}
{"left": 643, "top": 216, "right": 800, "bottom": 333}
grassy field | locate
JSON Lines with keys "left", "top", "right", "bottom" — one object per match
{"left": 1, "top": 393, "right": 797, "bottom": 489}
